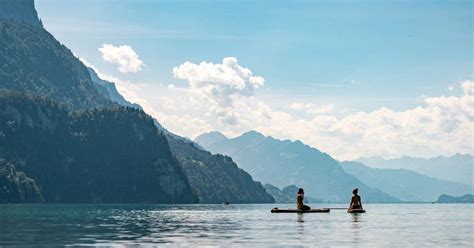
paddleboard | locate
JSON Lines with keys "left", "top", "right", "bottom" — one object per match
{"left": 271, "top": 208, "right": 330, "bottom": 213}
{"left": 347, "top": 209, "right": 366, "bottom": 213}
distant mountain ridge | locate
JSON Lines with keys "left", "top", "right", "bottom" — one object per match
{"left": 341, "top": 161, "right": 473, "bottom": 202}
{"left": 264, "top": 184, "right": 324, "bottom": 203}
{"left": 436, "top": 194, "right": 474, "bottom": 203}
{"left": 356, "top": 154, "right": 473, "bottom": 186}
{"left": 193, "top": 131, "right": 228, "bottom": 148}
{"left": 167, "top": 137, "right": 274, "bottom": 203}
{"left": 195, "top": 131, "right": 400, "bottom": 203}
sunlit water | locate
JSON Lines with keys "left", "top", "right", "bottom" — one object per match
{"left": 0, "top": 204, "right": 472, "bottom": 247}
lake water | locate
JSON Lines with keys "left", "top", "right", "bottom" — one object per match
{"left": 0, "top": 204, "right": 472, "bottom": 247}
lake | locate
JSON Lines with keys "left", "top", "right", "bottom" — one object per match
{"left": 0, "top": 204, "right": 472, "bottom": 247}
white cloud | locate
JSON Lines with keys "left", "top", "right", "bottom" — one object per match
{"left": 172, "top": 57, "right": 265, "bottom": 104}
{"left": 448, "top": 83, "right": 456, "bottom": 91}
{"left": 172, "top": 57, "right": 264, "bottom": 125}
{"left": 461, "top": 80, "right": 473, "bottom": 95}
{"left": 99, "top": 44, "right": 144, "bottom": 73}
{"left": 289, "top": 102, "right": 334, "bottom": 115}
{"left": 255, "top": 81, "right": 474, "bottom": 160}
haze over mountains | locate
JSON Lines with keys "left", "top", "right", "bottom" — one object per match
{"left": 196, "top": 131, "right": 473, "bottom": 202}
{"left": 195, "top": 131, "right": 399, "bottom": 202}
{"left": 356, "top": 154, "right": 473, "bottom": 186}
{"left": 0, "top": 0, "right": 273, "bottom": 204}
{"left": 340, "top": 161, "right": 472, "bottom": 202}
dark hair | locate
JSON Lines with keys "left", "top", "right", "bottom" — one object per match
{"left": 298, "top": 188, "right": 304, "bottom": 194}
{"left": 353, "top": 188, "right": 358, "bottom": 195}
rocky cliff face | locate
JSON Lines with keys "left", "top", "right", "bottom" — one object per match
{"left": 0, "top": 159, "right": 43, "bottom": 203}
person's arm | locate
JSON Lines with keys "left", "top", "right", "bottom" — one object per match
{"left": 348, "top": 197, "right": 354, "bottom": 209}
{"left": 359, "top": 196, "right": 363, "bottom": 209}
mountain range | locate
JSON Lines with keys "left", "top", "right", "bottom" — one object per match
{"left": 0, "top": 0, "right": 274, "bottom": 204}
{"left": 196, "top": 131, "right": 473, "bottom": 203}
{"left": 263, "top": 184, "right": 324, "bottom": 203}
{"left": 195, "top": 131, "right": 399, "bottom": 202}
{"left": 356, "top": 154, "right": 473, "bottom": 186}
{"left": 340, "top": 161, "right": 472, "bottom": 202}
{"left": 436, "top": 194, "right": 474, "bottom": 203}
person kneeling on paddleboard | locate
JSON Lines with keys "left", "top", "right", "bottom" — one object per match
{"left": 348, "top": 188, "right": 363, "bottom": 210}
{"left": 297, "top": 188, "right": 311, "bottom": 211}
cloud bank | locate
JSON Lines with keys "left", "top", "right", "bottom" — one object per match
{"left": 167, "top": 58, "right": 474, "bottom": 160}
{"left": 82, "top": 55, "right": 473, "bottom": 160}
{"left": 99, "top": 44, "right": 144, "bottom": 73}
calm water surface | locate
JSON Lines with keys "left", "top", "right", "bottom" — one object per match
{"left": 0, "top": 204, "right": 473, "bottom": 247}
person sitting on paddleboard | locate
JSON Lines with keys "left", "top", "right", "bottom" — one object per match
{"left": 349, "top": 188, "right": 363, "bottom": 210}
{"left": 297, "top": 188, "right": 311, "bottom": 211}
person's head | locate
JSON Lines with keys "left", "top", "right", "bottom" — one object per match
{"left": 298, "top": 188, "right": 304, "bottom": 195}
{"left": 352, "top": 188, "right": 358, "bottom": 195}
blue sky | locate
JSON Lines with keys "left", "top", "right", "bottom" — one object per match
{"left": 36, "top": 0, "right": 472, "bottom": 109}
{"left": 34, "top": 0, "right": 473, "bottom": 159}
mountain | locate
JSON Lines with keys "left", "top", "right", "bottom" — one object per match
{"left": 356, "top": 154, "right": 473, "bottom": 186}
{"left": 0, "top": 0, "right": 274, "bottom": 204}
{"left": 86, "top": 54, "right": 273, "bottom": 204}
{"left": 88, "top": 67, "right": 141, "bottom": 109}
{"left": 195, "top": 131, "right": 400, "bottom": 203}
{"left": 341, "top": 161, "right": 473, "bottom": 202}
{"left": 0, "top": 0, "right": 41, "bottom": 26}
{"left": 194, "top": 131, "right": 228, "bottom": 148}
{"left": 196, "top": 131, "right": 266, "bottom": 156}
{"left": 167, "top": 137, "right": 274, "bottom": 203}
{"left": 0, "top": 92, "right": 197, "bottom": 203}
{"left": 0, "top": 159, "right": 43, "bottom": 203}
{"left": 87, "top": 63, "right": 273, "bottom": 204}
{"left": 0, "top": 16, "right": 110, "bottom": 110}
{"left": 436, "top": 194, "right": 474, "bottom": 203}
{"left": 264, "top": 184, "right": 324, "bottom": 203}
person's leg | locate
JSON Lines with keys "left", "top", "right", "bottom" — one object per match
{"left": 303, "top": 205, "right": 311, "bottom": 211}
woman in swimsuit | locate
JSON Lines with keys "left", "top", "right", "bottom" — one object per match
{"left": 349, "top": 188, "right": 363, "bottom": 210}
{"left": 297, "top": 188, "right": 311, "bottom": 211}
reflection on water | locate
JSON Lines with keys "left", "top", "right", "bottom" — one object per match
{"left": 0, "top": 204, "right": 473, "bottom": 246}
{"left": 351, "top": 213, "right": 361, "bottom": 223}
{"left": 297, "top": 213, "right": 305, "bottom": 223}
{"left": 350, "top": 213, "right": 362, "bottom": 245}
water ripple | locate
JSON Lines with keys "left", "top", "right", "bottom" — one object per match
{"left": 0, "top": 204, "right": 472, "bottom": 247}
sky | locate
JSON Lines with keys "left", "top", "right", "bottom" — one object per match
{"left": 35, "top": 0, "right": 473, "bottom": 160}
